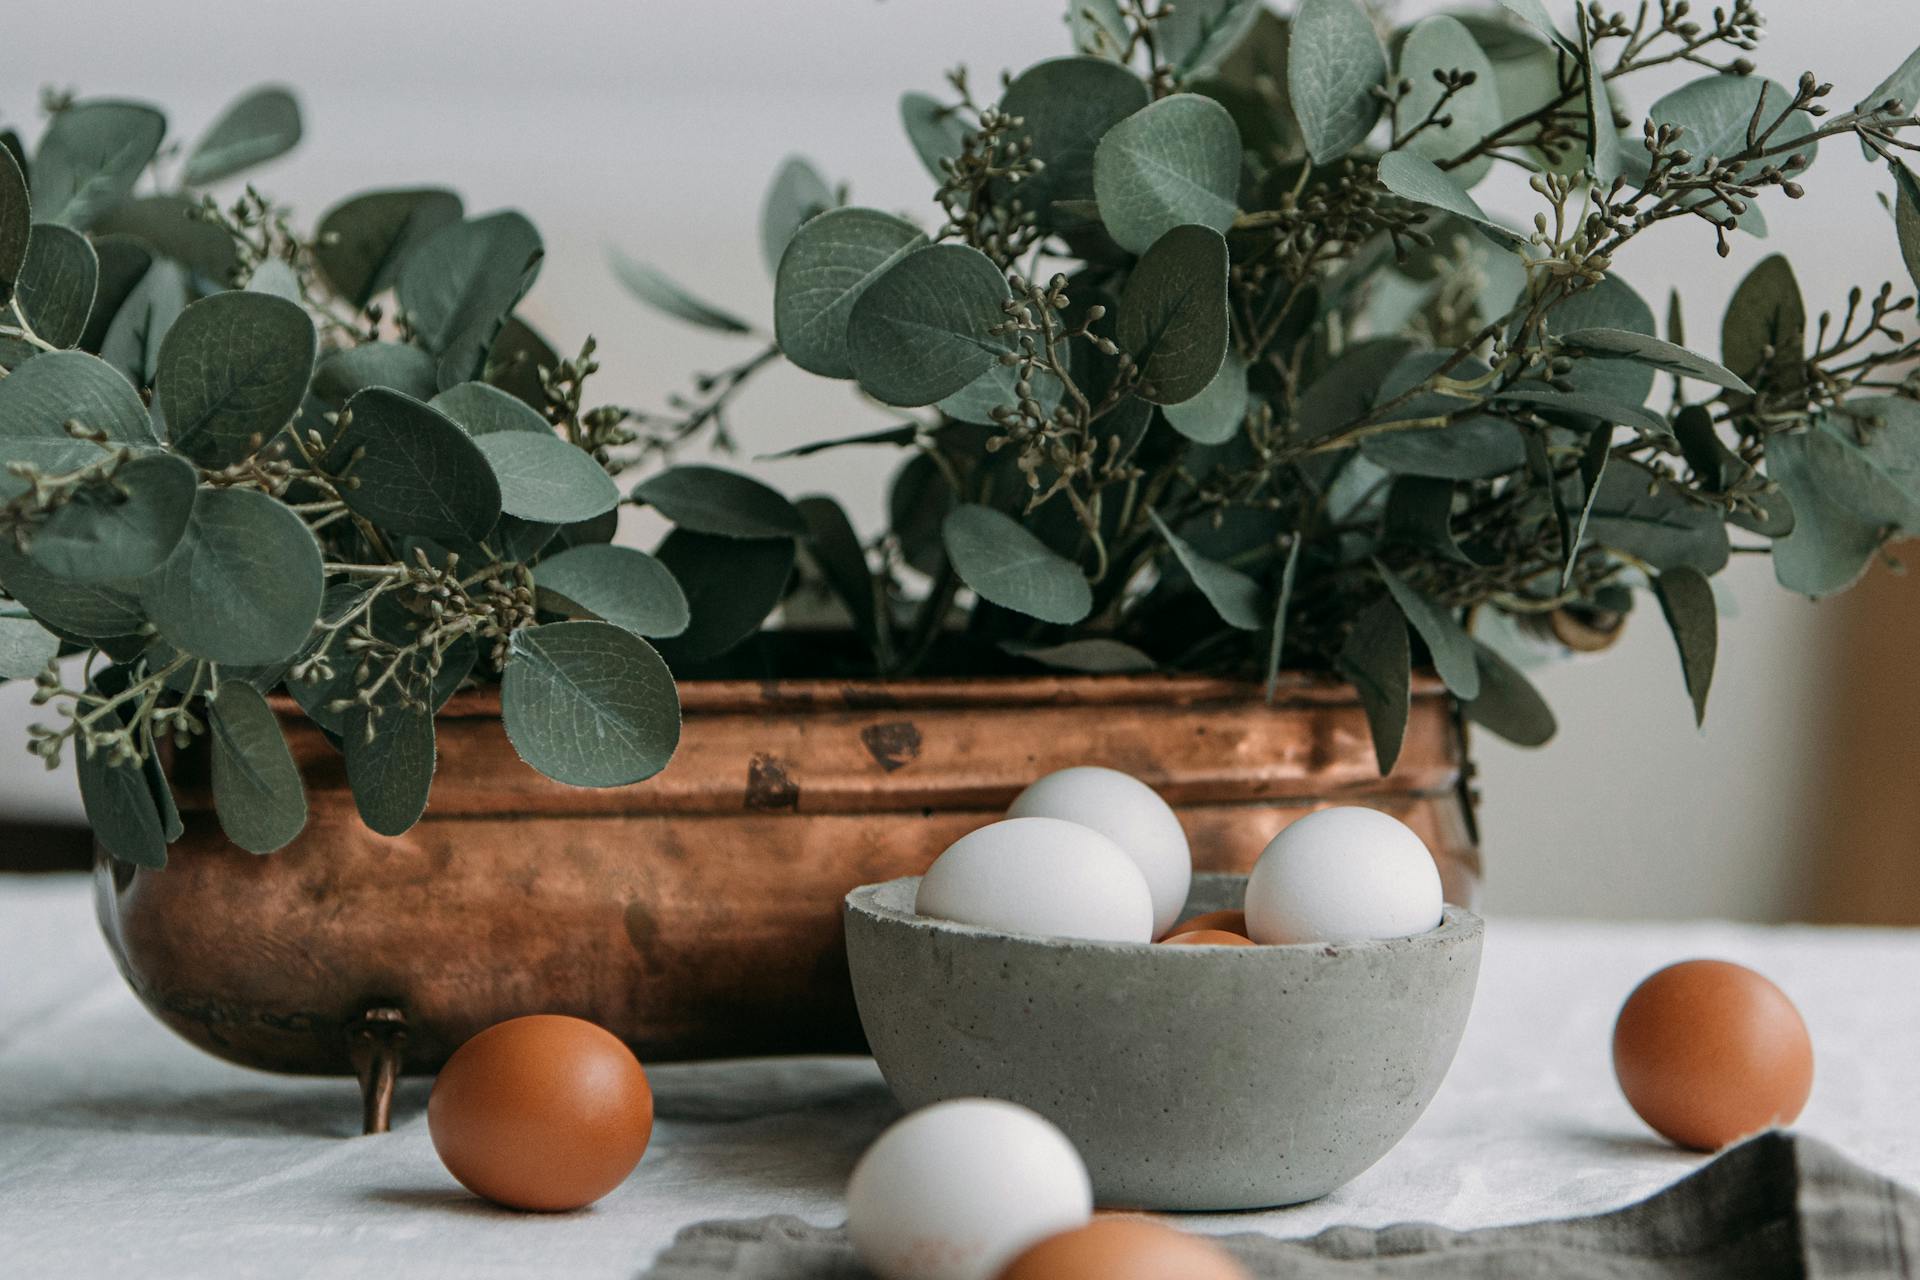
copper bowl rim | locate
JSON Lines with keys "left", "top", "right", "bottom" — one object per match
{"left": 271, "top": 670, "right": 1450, "bottom": 720}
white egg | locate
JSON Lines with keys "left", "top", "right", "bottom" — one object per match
{"left": 847, "top": 1098, "right": 1093, "bottom": 1280}
{"left": 915, "top": 816, "right": 1155, "bottom": 943}
{"left": 1244, "top": 806, "right": 1443, "bottom": 944}
{"left": 1006, "top": 765, "right": 1192, "bottom": 938}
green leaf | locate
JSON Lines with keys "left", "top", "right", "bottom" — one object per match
{"left": 1383, "top": 475, "right": 1474, "bottom": 565}
{"left": 396, "top": 211, "right": 542, "bottom": 387}
{"left": 774, "top": 207, "right": 929, "bottom": 380}
{"left": 761, "top": 155, "right": 835, "bottom": 277}
{"left": 1585, "top": 460, "right": 1730, "bottom": 574}
{"left": 610, "top": 247, "right": 751, "bottom": 334}
{"left": 1362, "top": 352, "right": 1525, "bottom": 479}
{"left": 1539, "top": 274, "right": 1657, "bottom": 403}
{"left": 1563, "top": 425, "right": 1612, "bottom": 587}
{"left": 535, "top": 543, "right": 689, "bottom": 639}
{"left": 1002, "top": 58, "right": 1150, "bottom": 230}
{"left": 0, "top": 614, "right": 60, "bottom": 678}
{"left": 901, "top": 93, "right": 970, "bottom": 178}
{"left": 1091, "top": 93, "right": 1241, "bottom": 254}
{"left": 1263, "top": 534, "right": 1303, "bottom": 702}
{"left": 1490, "top": 386, "right": 1670, "bottom": 439}
{"left": 1337, "top": 596, "right": 1411, "bottom": 774}
{"left": 631, "top": 464, "right": 806, "bottom": 539}
{"left": 0, "top": 350, "right": 154, "bottom": 501}
{"left": 208, "top": 682, "right": 307, "bottom": 853}
{"left": 1377, "top": 152, "right": 1525, "bottom": 249}
{"left": 1721, "top": 254, "right": 1805, "bottom": 397}
{"left": 28, "top": 451, "right": 196, "bottom": 583}
{"left": 653, "top": 531, "right": 795, "bottom": 661}
{"left": 82, "top": 235, "right": 156, "bottom": 355}
{"left": 1497, "top": 0, "right": 1574, "bottom": 51}
{"left": 1394, "top": 16, "right": 1501, "bottom": 188}
{"left": 141, "top": 486, "right": 324, "bottom": 665}
{"left": 1557, "top": 327, "right": 1753, "bottom": 394}
{"left": 1895, "top": 162, "right": 1920, "bottom": 295}
{"left": 1003, "top": 637, "right": 1154, "bottom": 673}
{"left": 31, "top": 101, "right": 166, "bottom": 230}
{"left": 890, "top": 452, "right": 956, "bottom": 577}
{"left": 1159, "top": 0, "right": 1264, "bottom": 74}
{"left": 1115, "top": 224, "right": 1231, "bottom": 405}
{"left": 343, "top": 698, "right": 435, "bottom": 837}
{"left": 314, "top": 188, "right": 463, "bottom": 309}
{"left": 1653, "top": 566, "right": 1716, "bottom": 727}
{"left": 1376, "top": 561, "right": 1480, "bottom": 699}
{"left": 157, "top": 290, "right": 317, "bottom": 467}
{"left": 183, "top": 86, "right": 301, "bottom": 186}
{"left": 142, "top": 748, "right": 183, "bottom": 843}
{"left": 1067, "top": 0, "right": 1131, "bottom": 59}
{"left": 428, "top": 379, "right": 547, "bottom": 437}
{"left": 100, "top": 259, "right": 188, "bottom": 387}
{"left": 286, "top": 587, "right": 472, "bottom": 736}
{"left": 91, "top": 195, "right": 240, "bottom": 281}
{"left": 1462, "top": 640, "right": 1556, "bottom": 745}
{"left": 245, "top": 257, "right": 304, "bottom": 304}
{"left": 1296, "top": 337, "right": 1417, "bottom": 440}
{"left": 796, "top": 494, "right": 880, "bottom": 649}
{"left": 1768, "top": 427, "right": 1887, "bottom": 598}
{"left": 1576, "top": 16, "right": 1620, "bottom": 187}
{"left": 1648, "top": 75, "right": 1819, "bottom": 205}
{"left": 760, "top": 422, "right": 920, "bottom": 460}
{"left": 936, "top": 359, "right": 1065, "bottom": 427}
{"left": 1288, "top": 0, "right": 1388, "bottom": 164}
{"left": 329, "top": 388, "right": 502, "bottom": 542}
{"left": 501, "top": 620, "right": 681, "bottom": 787}
{"left": 846, "top": 243, "right": 1012, "bottom": 407}
{"left": 78, "top": 739, "right": 167, "bottom": 868}
{"left": 1857, "top": 45, "right": 1920, "bottom": 157}
{"left": 315, "top": 341, "right": 438, "bottom": 405}
{"left": 1149, "top": 509, "right": 1264, "bottom": 629}
{"left": 475, "top": 431, "right": 620, "bottom": 524}
{"left": 0, "top": 143, "right": 28, "bottom": 306}
{"left": 13, "top": 222, "right": 99, "bottom": 348}
{"left": 0, "top": 540, "right": 144, "bottom": 638}
{"left": 1163, "top": 349, "right": 1247, "bottom": 442}
{"left": 942, "top": 503, "right": 1091, "bottom": 625}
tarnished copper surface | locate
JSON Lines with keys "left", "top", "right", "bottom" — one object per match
{"left": 95, "top": 673, "right": 1480, "bottom": 1083}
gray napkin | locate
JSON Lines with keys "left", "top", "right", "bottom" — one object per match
{"left": 642, "top": 1133, "right": 1918, "bottom": 1278}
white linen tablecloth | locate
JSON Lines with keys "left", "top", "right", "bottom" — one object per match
{"left": 1, "top": 873, "right": 1914, "bottom": 1278}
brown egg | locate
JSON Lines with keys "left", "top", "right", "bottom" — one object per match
{"left": 1162, "top": 909, "right": 1247, "bottom": 940}
{"left": 428, "top": 1014, "right": 654, "bottom": 1211}
{"left": 1612, "top": 959, "right": 1814, "bottom": 1152}
{"left": 997, "top": 1217, "right": 1250, "bottom": 1280}
{"left": 1160, "top": 929, "right": 1254, "bottom": 947}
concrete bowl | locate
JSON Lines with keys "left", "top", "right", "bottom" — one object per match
{"left": 844, "top": 872, "right": 1483, "bottom": 1210}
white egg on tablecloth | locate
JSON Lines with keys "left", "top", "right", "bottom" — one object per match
{"left": 1006, "top": 765, "right": 1192, "bottom": 938}
{"left": 914, "top": 816, "right": 1155, "bottom": 943}
{"left": 846, "top": 1097, "right": 1093, "bottom": 1280}
{"left": 1244, "top": 806, "right": 1443, "bottom": 945}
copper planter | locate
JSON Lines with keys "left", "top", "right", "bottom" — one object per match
{"left": 96, "top": 674, "right": 1478, "bottom": 1126}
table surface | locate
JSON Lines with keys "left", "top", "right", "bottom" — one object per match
{"left": 2, "top": 874, "right": 1914, "bottom": 1279}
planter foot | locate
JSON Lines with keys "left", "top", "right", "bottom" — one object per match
{"left": 348, "top": 1007, "right": 407, "bottom": 1136}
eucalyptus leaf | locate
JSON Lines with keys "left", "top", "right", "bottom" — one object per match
{"left": 1288, "top": 0, "right": 1388, "bottom": 164}
{"left": 936, "top": 358, "right": 1066, "bottom": 427}
{"left": 1653, "top": 565, "right": 1716, "bottom": 726}
{"left": 100, "top": 259, "right": 188, "bottom": 386}
{"left": 1557, "top": 327, "right": 1753, "bottom": 394}
{"left": 314, "top": 187, "right": 463, "bottom": 309}
{"left": 1376, "top": 561, "right": 1480, "bottom": 699}
{"left": 486, "top": 314, "right": 560, "bottom": 412}
{"left": 1002, "top": 58, "right": 1150, "bottom": 229}
{"left": 1163, "top": 349, "right": 1247, "bottom": 442}
{"left": 1002, "top": 637, "right": 1154, "bottom": 673}
{"left": 1150, "top": 510, "right": 1264, "bottom": 629}
{"left": 344, "top": 699, "right": 435, "bottom": 837}
{"left": 774, "top": 207, "right": 929, "bottom": 380}
{"left": 157, "top": 290, "right": 317, "bottom": 467}
{"left": 1091, "top": 93, "right": 1241, "bottom": 254}
{"left": 183, "top": 86, "right": 302, "bottom": 186}
{"left": 245, "top": 257, "right": 304, "bottom": 304}
{"left": 1395, "top": 16, "right": 1501, "bottom": 188}
{"left": 796, "top": 494, "right": 880, "bottom": 649}
{"left": 141, "top": 486, "right": 325, "bottom": 665}
{"left": 1376, "top": 152, "right": 1525, "bottom": 249}
{"left": 28, "top": 451, "right": 197, "bottom": 583}
{"left": 1067, "top": 0, "right": 1131, "bottom": 59}
{"left": 0, "top": 540, "right": 145, "bottom": 638}
{"left": 1539, "top": 274, "right": 1657, "bottom": 403}
{"left": 534, "top": 543, "right": 689, "bottom": 639}
{"left": 78, "top": 737, "right": 167, "bottom": 868}
{"left": 13, "top": 222, "right": 99, "bottom": 348}
{"left": 32, "top": 100, "right": 166, "bottom": 230}
{"left": 942, "top": 503, "right": 1092, "bottom": 625}
{"left": 1858, "top": 45, "right": 1920, "bottom": 155}
{"left": 888, "top": 452, "right": 955, "bottom": 578}
{"left": 82, "top": 235, "right": 156, "bottom": 353}
{"left": 501, "top": 620, "right": 681, "bottom": 787}
{"left": 1115, "top": 224, "right": 1231, "bottom": 405}
{"left": 1296, "top": 337, "right": 1416, "bottom": 440}
{"left": 91, "top": 195, "right": 241, "bottom": 281}
{"left": 761, "top": 422, "right": 920, "bottom": 460}
{"left": 760, "top": 155, "right": 835, "bottom": 277}
{"left": 1159, "top": 0, "right": 1264, "bottom": 74}
{"left": 208, "top": 681, "right": 307, "bottom": 853}
{"left": 1383, "top": 475, "right": 1474, "bottom": 565}
{"left": 1490, "top": 386, "right": 1671, "bottom": 438}
{"left": 1497, "top": 0, "right": 1574, "bottom": 51}
{"left": 475, "top": 431, "right": 620, "bottom": 524}
{"left": 1337, "top": 596, "right": 1411, "bottom": 774}
{"left": 1649, "top": 75, "right": 1819, "bottom": 208}
{"left": 315, "top": 342, "right": 438, "bottom": 405}
{"left": 1895, "top": 162, "right": 1920, "bottom": 295}
{"left": 142, "top": 748, "right": 183, "bottom": 844}
{"left": 0, "top": 615, "right": 60, "bottom": 678}
{"left": 1462, "top": 640, "right": 1556, "bottom": 745}
{"left": 1362, "top": 351, "right": 1525, "bottom": 479}
{"left": 1768, "top": 428, "right": 1886, "bottom": 598}
{"left": 901, "top": 93, "right": 970, "bottom": 179}
{"left": 846, "top": 243, "right": 1012, "bottom": 406}
{"left": 1263, "top": 534, "right": 1303, "bottom": 701}
{"left": 1722, "top": 253, "right": 1805, "bottom": 397}
{"left": 632, "top": 464, "right": 806, "bottom": 539}
{"left": 328, "top": 388, "right": 502, "bottom": 542}
{"left": 1585, "top": 460, "right": 1730, "bottom": 574}
{"left": 0, "top": 349, "right": 155, "bottom": 501}
{"left": 0, "top": 144, "right": 29, "bottom": 306}
{"left": 654, "top": 531, "right": 795, "bottom": 662}
{"left": 1577, "top": 17, "right": 1621, "bottom": 187}
{"left": 610, "top": 248, "right": 751, "bottom": 334}
{"left": 396, "top": 211, "right": 542, "bottom": 387}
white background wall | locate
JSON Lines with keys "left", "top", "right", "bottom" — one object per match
{"left": 2, "top": 0, "right": 1901, "bottom": 919}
